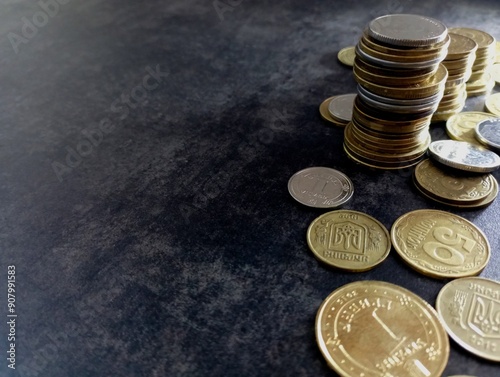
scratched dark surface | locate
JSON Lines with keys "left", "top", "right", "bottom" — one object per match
{"left": 0, "top": 0, "right": 499, "bottom": 376}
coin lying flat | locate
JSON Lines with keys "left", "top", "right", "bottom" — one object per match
{"left": 436, "top": 277, "right": 500, "bottom": 362}
{"left": 307, "top": 210, "right": 390, "bottom": 271}
{"left": 391, "top": 209, "right": 490, "bottom": 279}
{"left": 316, "top": 280, "right": 449, "bottom": 377}
{"left": 338, "top": 46, "right": 355, "bottom": 67}
{"left": 475, "top": 118, "right": 500, "bottom": 152}
{"left": 485, "top": 92, "right": 500, "bottom": 117}
{"left": 288, "top": 167, "right": 354, "bottom": 208}
{"left": 446, "top": 111, "right": 497, "bottom": 145}
{"left": 428, "top": 140, "right": 500, "bottom": 173}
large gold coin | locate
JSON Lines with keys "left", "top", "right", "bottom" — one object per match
{"left": 484, "top": 92, "right": 500, "bottom": 117}
{"left": 436, "top": 277, "right": 500, "bottom": 361}
{"left": 316, "top": 280, "right": 450, "bottom": 377}
{"left": 414, "top": 158, "right": 494, "bottom": 203}
{"left": 338, "top": 46, "right": 356, "bottom": 67}
{"left": 391, "top": 210, "right": 490, "bottom": 278}
{"left": 446, "top": 111, "right": 496, "bottom": 145}
{"left": 306, "top": 210, "right": 391, "bottom": 272}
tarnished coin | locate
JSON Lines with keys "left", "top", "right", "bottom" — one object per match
{"left": 316, "top": 280, "right": 449, "bottom": 377}
{"left": 428, "top": 140, "right": 500, "bottom": 173}
{"left": 307, "top": 210, "right": 390, "bottom": 271}
{"left": 319, "top": 96, "right": 345, "bottom": 126}
{"left": 288, "top": 167, "right": 353, "bottom": 208}
{"left": 485, "top": 92, "right": 500, "bottom": 117}
{"left": 338, "top": 46, "right": 355, "bottom": 67}
{"left": 327, "top": 93, "right": 356, "bottom": 124}
{"left": 414, "top": 158, "right": 494, "bottom": 203}
{"left": 475, "top": 118, "right": 500, "bottom": 152}
{"left": 436, "top": 277, "right": 500, "bottom": 361}
{"left": 446, "top": 111, "right": 497, "bottom": 145}
{"left": 391, "top": 209, "right": 490, "bottom": 278}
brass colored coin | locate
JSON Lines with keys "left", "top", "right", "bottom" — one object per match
{"left": 316, "top": 280, "right": 450, "bottom": 377}
{"left": 447, "top": 33, "right": 478, "bottom": 59}
{"left": 306, "top": 210, "right": 390, "bottom": 271}
{"left": 319, "top": 96, "right": 345, "bottom": 126}
{"left": 428, "top": 140, "right": 500, "bottom": 173}
{"left": 436, "top": 277, "right": 500, "bottom": 361}
{"left": 328, "top": 93, "right": 356, "bottom": 124}
{"left": 354, "top": 57, "right": 437, "bottom": 78}
{"left": 484, "top": 92, "right": 500, "bottom": 117}
{"left": 338, "top": 46, "right": 356, "bottom": 67}
{"left": 414, "top": 158, "right": 494, "bottom": 203}
{"left": 391, "top": 209, "right": 490, "bottom": 278}
{"left": 489, "top": 63, "right": 500, "bottom": 84}
{"left": 446, "top": 112, "right": 496, "bottom": 145}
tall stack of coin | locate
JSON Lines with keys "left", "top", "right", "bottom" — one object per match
{"left": 347, "top": 14, "right": 449, "bottom": 169}
{"left": 449, "top": 27, "right": 496, "bottom": 96}
{"left": 432, "top": 33, "right": 477, "bottom": 122}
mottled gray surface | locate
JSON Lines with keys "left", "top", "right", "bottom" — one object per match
{"left": 0, "top": 0, "right": 499, "bottom": 376}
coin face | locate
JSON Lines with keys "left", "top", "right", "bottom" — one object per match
{"left": 449, "top": 27, "right": 495, "bottom": 50}
{"left": 307, "top": 210, "right": 390, "bottom": 271}
{"left": 288, "top": 167, "right": 354, "bottom": 208}
{"left": 327, "top": 93, "right": 356, "bottom": 123}
{"left": 428, "top": 140, "right": 500, "bottom": 173}
{"left": 319, "top": 96, "right": 345, "bottom": 126}
{"left": 316, "top": 280, "right": 449, "bottom": 377}
{"left": 436, "top": 277, "right": 500, "bottom": 361}
{"left": 490, "top": 63, "right": 500, "bottom": 84}
{"left": 391, "top": 210, "right": 490, "bottom": 278}
{"left": 447, "top": 112, "right": 497, "bottom": 145}
{"left": 414, "top": 158, "right": 494, "bottom": 202}
{"left": 475, "top": 118, "right": 500, "bottom": 151}
{"left": 338, "top": 46, "right": 355, "bottom": 67}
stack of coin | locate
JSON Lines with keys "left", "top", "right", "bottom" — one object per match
{"left": 347, "top": 14, "right": 449, "bottom": 169}
{"left": 432, "top": 33, "right": 478, "bottom": 122}
{"left": 449, "top": 27, "right": 496, "bottom": 96}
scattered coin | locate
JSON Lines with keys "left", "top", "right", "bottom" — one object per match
{"left": 319, "top": 96, "right": 346, "bottom": 126}
{"left": 484, "top": 92, "right": 500, "bottom": 117}
{"left": 391, "top": 209, "right": 490, "bottom": 278}
{"left": 327, "top": 93, "right": 356, "bottom": 125}
{"left": 428, "top": 140, "right": 500, "bottom": 173}
{"left": 316, "top": 280, "right": 449, "bottom": 377}
{"left": 475, "top": 118, "right": 500, "bottom": 152}
{"left": 288, "top": 167, "right": 354, "bottom": 208}
{"left": 446, "top": 111, "right": 497, "bottom": 145}
{"left": 436, "top": 277, "right": 500, "bottom": 362}
{"left": 306, "top": 210, "right": 390, "bottom": 271}
{"left": 337, "top": 46, "right": 355, "bottom": 67}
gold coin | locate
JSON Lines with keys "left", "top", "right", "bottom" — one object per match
{"left": 391, "top": 209, "right": 490, "bottom": 279}
{"left": 484, "top": 92, "right": 500, "bottom": 116}
{"left": 306, "top": 210, "right": 390, "bottom": 272}
{"left": 362, "top": 30, "right": 450, "bottom": 56}
{"left": 338, "top": 46, "right": 355, "bottom": 67}
{"left": 449, "top": 28, "right": 496, "bottom": 51}
{"left": 447, "top": 33, "right": 478, "bottom": 59}
{"left": 414, "top": 158, "right": 494, "bottom": 203}
{"left": 316, "top": 280, "right": 449, "bottom": 377}
{"left": 489, "top": 63, "right": 500, "bottom": 85}
{"left": 446, "top": 111, "right": 496, "bottom": 145}
{"left": 436, "top": 277, "right": 500, "bottom": 361}
{"left": 319, "top": 96, "right": 345, "bottom": 126}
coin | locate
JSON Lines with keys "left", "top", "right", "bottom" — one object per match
{"left": 288, "top": 167, "right": 354, "bottom": 208}
{"left": 316, "top": 280, "right": 449, "bottom": 377}
{"left": 428, "top": 140, "right": 500, "bottom": 173}
{"left": 368, "top": 14, "right": 448, "bottom": 47}
{"left": 436, "top": 277, "right": 500, "bottom": 361}
{"left": 338, "top": 46, "right": 356, "bottom": 67}
{"left": 327, "top": 93, "right": 356, "bottom": 124}
{"left": 319, "top": 96, "right": 345, "bottom": 126}
{"left": 489, "top": 63, "right": 500, "bottom": 84}
{"left": 447, "top": 33, "right": 478, "bottom": 59}
{"left": 307, "top": 210, "right": 390, "bottom": 271}
{"left": 484, "top": 92, "right": 500, "bottom": 116}
{"left": 391, "top": 209, "right": 490, "bottom": 278}
{"left": 475, "top": 118, "right": 500, "bottom": 152}
{"left": 449, "top": 28, "right": 495, "bottom": 51}
{"left": 414, "top": 158, "right": 495, "bottom": 203}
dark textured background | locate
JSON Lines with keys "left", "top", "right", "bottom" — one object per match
{"left": 0, "top": 0, "right": 499, "bottom": 376}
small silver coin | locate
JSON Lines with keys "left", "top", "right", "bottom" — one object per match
{"left": 428, "top": 140, "right": 500, "bottom": 173}
{"left": 475, "top": 118, "right": 500, "bottom": 152}
{"left": 327, "top": 93, "right": 356, "bottom": 123}
{"left": 288, "top": 167, "right": 354, "bottom": 208}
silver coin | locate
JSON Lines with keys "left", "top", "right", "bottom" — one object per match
{"left": 357, "top": 87, "right": 441, "bottom": 114}
{"left": 288, "top": 167, "right": 354, "bottom": 208}
{"left": 475, "top": 118, "right": 500, "bottom": 152}
{"left": 368, "top": 14, "right": 448, "bottom": 47}
{"left": 327, "top": 93, "right": 356, "bottom": 123}
{"left": 428, "top": 140, "right": 500, "bottom": 173}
